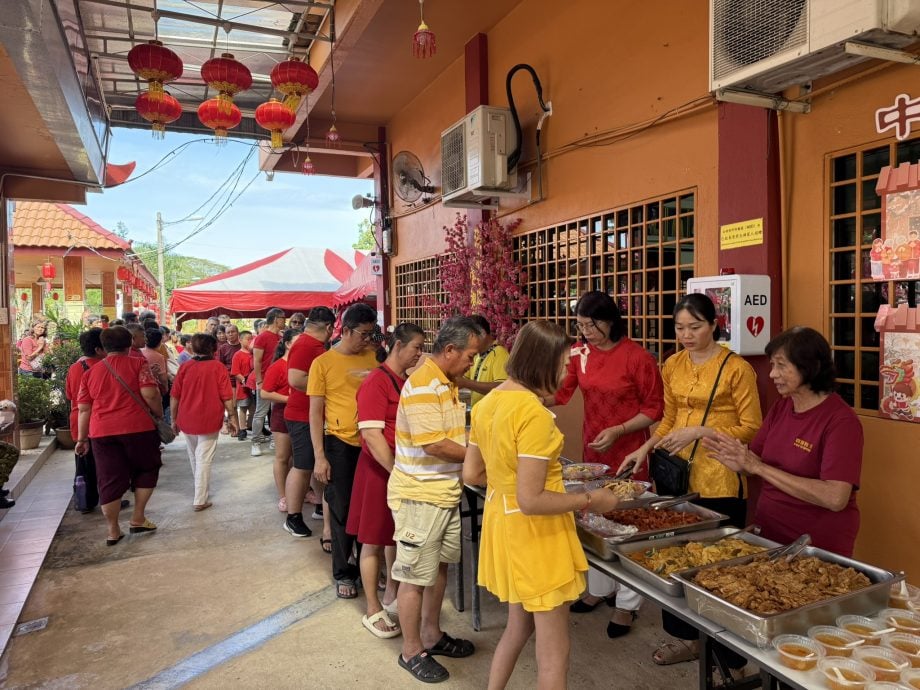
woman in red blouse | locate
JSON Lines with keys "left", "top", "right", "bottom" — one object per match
{"left": 170, "top": 333, "right": 237, "bottom": 511}
{"left": 348, "top": 322, "right": 425, "bottom": 639}
{"left": 550, "top": 291, "right": 664, "bottom": 637}
{"left": 18, "top": 321, "right": 50, "bottom": 377}
{"left": 260, "top": 329, "right": 300, "bottom": 513}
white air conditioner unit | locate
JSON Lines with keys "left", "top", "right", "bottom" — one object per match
{"left": 710, "top": 0, "right": 920, "bottom": 94}
{"left": 440, "top": 105, "right": 518, "bottom": 209}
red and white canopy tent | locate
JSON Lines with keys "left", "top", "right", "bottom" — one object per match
{"left": 170, "top": 247, "right": 359, "bottom": 325}
{"left": 332, "top": 252, "right": 378, "bottom": 308}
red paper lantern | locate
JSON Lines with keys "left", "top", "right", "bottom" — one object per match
{"left": 135, "top": 91, "right": 182, "bottom": 139}
{"left": 41, "top": 261, "right": 56, "bottom": 280}
{"left": 117, "top": 266, "right": 131, "bottom": 282}
{"left": 201, "top": 53, "right": 252, "bottom": 115}
{"left": 197, "top": 98, "right": 242, "bottom": 143}
{"left": 127, "top": 40, "right": 183, "bottom": 102}
{"left": 301, "top": 155, "right": 315, "bottom": 175}
{"left": 52, "top": 292, "right": 59, "bottom": 301}
{"left": 270, "top": 57, "right": 318, "bottom": 112}
{"left": 20, "top": 292, "right": 28, "bottom": 302}
{"left": 255, "top": 98, "right": 295, "bottom": 149}
{"left": 412, "top": 0, "right": 436, "bottom": 59}
{"left": 325, "top": 124, "right": 341, "bottom": 147}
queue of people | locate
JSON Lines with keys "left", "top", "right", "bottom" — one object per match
{"left": 52, "top": 296, "right": 864, "bottom": 689}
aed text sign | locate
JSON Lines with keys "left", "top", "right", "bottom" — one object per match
{"left": 720, "top": 218, "right": 764, "bottom": 250}
{"left": 744, "top": 294, "right": 768, "bottom": 306}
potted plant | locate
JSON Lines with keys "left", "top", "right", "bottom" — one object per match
{"left": 16, "top": 375, "right": 51, "bottom": 450}
{"left": 44, "top": 338, "right": 82, "bottom": 449}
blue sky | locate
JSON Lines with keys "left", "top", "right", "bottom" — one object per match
{"left": 84, "top": 128, "right": 374, "bottom": 270}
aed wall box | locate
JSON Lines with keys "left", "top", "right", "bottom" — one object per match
{"left": 686, "top": 275, "right": 771, "bottom": 355}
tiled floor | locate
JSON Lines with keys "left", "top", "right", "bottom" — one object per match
{"left": 0, "top": 449, "right": 72, "bottom": 653}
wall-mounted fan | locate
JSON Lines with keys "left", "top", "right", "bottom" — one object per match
{"left": 392, "top": 150, "right": 435, "bottom": 204}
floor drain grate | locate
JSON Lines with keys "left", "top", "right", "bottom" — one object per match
{"left": 13, "top": 617, "right": 48, "bottom": 636}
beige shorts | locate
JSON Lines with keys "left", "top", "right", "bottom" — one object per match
{"left": 391, "top": 500, "right": 461, "bottom": 587}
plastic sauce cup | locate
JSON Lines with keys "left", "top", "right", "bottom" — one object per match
{"left": 818, "top": 657, "right": 876, "bottom": 689}
{"left": 882, "top": 633, "right": 920, "bottom": 668}
{"left": 774, "top": 634, "right": 825, "bottom": 671}
{"left": 811, "top": 626, "right": 866, "bottom": 657}
{"left": 853, "top": 646, "right": 911, "bottom": 683}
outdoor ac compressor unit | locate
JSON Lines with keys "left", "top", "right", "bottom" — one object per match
{"left": 710, "top": 0, "right": 920, "bottom": 93}
{"left": 440, "top": 105, "right": 518, "bottom": 209}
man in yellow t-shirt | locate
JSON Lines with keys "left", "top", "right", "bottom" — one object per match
{"left": 458, "top": 315, "right": 509, "bottom": 407}
{"left": 308, "top": 303, "right": 378, "bottom": 598}
{"left": 389, "top": 316, "right": 483, "bottom": 683}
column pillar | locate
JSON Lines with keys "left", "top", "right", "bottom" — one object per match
{"left": 62, "top": 255, "right": 84, "bottom": 323}
{"left": 101, "top": 271, "right": 116, "bottom": 320}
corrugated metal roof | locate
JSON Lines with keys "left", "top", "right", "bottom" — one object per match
{"left": 10, "top": 202, "right": 131, "bottom": 250}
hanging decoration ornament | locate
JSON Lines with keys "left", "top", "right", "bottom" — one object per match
{"left": 255, "top": 98, "right": 295, "bottom": 149}
{"left": 412, "top": 0, "right": 436, "bottom": 59}
{"left": 270, "top": 57, "right": 318, "bottom": 112}
{"left": 200, "top": 53, "right": 252, "bottom": 115}
{"left": 197, "top": 98, "right": 242, "bottom": 144}
{"left": 41, "top": 261, "right": 56, "bottom": 280}
{"left": 52, "top": 292, "right": 59, "bottom": 301}
{"left": 117, "top": 266, "right": 132, "bottom": 282}
{"left": 135, "top": 91, "right": 182, "bottom": 139}
{"left": 301, "top": 151, "right": 316, "bottom": 175}
{"left": 20, "top": 292, "right": 28, "bottom": 302}
{"left": 325, "top": 43, "right": 341, "bottom": 147}
{"left": 127, "top": 40, "right": 183, "bottom": 102}
{"left": 325, "top": 124, "right": 341, "bottom": 147}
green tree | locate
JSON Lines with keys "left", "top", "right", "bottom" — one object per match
{"left": 114, "top": 221, "right": 130, "bottom": 238}
{"left": 131, "top": 241, "right": 228, "bottom": 309}
{"left": 352, "top": 218, "right": 376, "bottom": 250}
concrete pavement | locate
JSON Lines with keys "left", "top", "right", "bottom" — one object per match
{"left": 0, "top": 434, "right": 694, "bottom": 689}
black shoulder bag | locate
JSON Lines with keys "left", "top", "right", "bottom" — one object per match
{"left": 650, "top": 351, "right": 733, "bottom": 497}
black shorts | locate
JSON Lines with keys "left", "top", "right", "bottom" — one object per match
{"left": 91, "top": 429, "right": 161, "bottom": 504}
{"left": 287, "top": 420, "right": 315, "bottom": 471}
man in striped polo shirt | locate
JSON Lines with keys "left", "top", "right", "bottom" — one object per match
{"left": 389, "top": 317, "right": 483, "bottom": 684}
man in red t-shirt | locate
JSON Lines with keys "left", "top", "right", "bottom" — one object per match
{"left": 282, "top": 306, "right": 334, "bottom": 537}
{"left": 250, "top": 308, "right": 286, "bottom": 456}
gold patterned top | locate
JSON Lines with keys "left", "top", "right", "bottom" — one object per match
{"left": 656, "top": 348, "right": 762, "bottom": 499}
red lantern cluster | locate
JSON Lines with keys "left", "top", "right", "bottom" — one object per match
{"left": 255, "top": 99, "right": 295, "bottom": 149}
{"left": 198, "top": 98, "right": 242, "bottom": 143}
{"left": 270, "top": 57, "right": 318, "bottom": 112}
{"left": 201, "top": 53, "right": 252, "bottom": 116}
{"left": 135, "top": 91, "right": 182, "bottom": 139}
{"left": 128, "top": 41, "right": 183, "bottom": 101}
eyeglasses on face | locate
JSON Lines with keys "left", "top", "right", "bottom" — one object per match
{"left": 351, "top": 327, "right": 375, "bottom": 340}
{"left": 574, "top": 321, "right": 599, "bottom": 333}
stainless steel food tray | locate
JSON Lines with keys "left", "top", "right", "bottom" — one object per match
{"left": 611, "top": 528, "right": 780, "bottom": 597}
{"left": 672, "top": 545, "right": 904, "bottom": 648}
{"left": 564, "top": 478, "right": 653, "bottom": 497}
{"left": 575, "top": 502, "right": 728, "bottom": 560}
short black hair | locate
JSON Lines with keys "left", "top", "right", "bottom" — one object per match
{"left": 575, "top": 291, "right": 625, "bottom": 341}
{"left": 765, "top": 327, "right": 836, "bottom": 394}
{"left": 101, "top": 326, "right": 132, "bottom": 352}
{"left": 265, "top": 307, "right": 285, "bottom": 324}
{"left": 79, "top": 327, "right": 104, "bottom": 357}
{"left": 122, "top": 311, "right": 138, "bottom": 323}
{"left": 674, "top": 293, "right": 721, "bottom": 341}
{"left": 470, "top": 315, "right": 491, "bottom": 335}
{"left": 180, "top": 334, "right": 192, "bottom": 345}
{"left": 307, "top": 306, "right": 335, "bottom": 326}
{"left": 191, "top": 333, "right": 217, "bottom": 357}
{"left": 342, "top": 303, "right": 377, "bottom": 330}
{"left": 145, "top": 328, "right": 163, "bottom": 348}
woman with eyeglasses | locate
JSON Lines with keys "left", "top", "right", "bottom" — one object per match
{"left": 548, "top": 291, "right": 664, "bottom": 638}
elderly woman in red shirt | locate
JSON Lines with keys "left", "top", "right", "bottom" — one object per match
{"left": 76, "top": 326, "right": 163, "bottom": 546}
{"left": 170, "top": 333, "right": 238, "bottom": 512}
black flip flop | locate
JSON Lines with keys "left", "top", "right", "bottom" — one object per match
{"left": 397, "top": 651, "right": 449, "bottom": 683}
{"left": 320, "top": 538, "right": 332, "bottom": 554}
{"left": 428, "top": 632, "right": 475, "bottom": 658}
{"left": 106, "top": 534, "right": 124, "bottom": 546}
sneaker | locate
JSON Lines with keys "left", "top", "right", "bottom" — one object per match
{"left": 236, "top": 430, "right": 247, "bottom": 441}
{"left": 250, "top": 444, "right": 263, "bottom": 457}
{"left": 0, "top": 496, "right": 15, "bottom": 509}
{"left": 284, "top": 513, "right": 312, "bottom": 537}
{"left": 278, "top": 496, "right": 287, "bottom": 512}
{"left": 269, "top": 440, "right": 275, "bottom": 451}
{"left": 311, "top": 505, "right": 323, "bottom": 520}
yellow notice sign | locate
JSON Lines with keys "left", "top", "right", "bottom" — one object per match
{"left": 720, "top": 218, "right": 764, "bottom": 250}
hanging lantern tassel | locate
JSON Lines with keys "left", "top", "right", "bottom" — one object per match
{"left": 325, "top": 124, "right": 341, "bottom": 147}
{"left": 413, "top": 1, "right": 436, "bottom": 58}
{"left": 302, "top": 154, "right": 315, "bottom": 175}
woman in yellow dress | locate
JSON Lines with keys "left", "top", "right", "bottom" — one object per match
{"left": 463, "top": 321, "right": 620, "bottom": 690}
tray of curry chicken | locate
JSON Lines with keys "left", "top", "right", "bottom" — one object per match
{"left": 610, "top": 527, "right": 781, "bottom": 597}
{"left": 671, "top": 544, "right": 902, "bottom": 648}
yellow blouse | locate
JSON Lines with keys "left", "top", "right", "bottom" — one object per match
{"left": 656, "top": 349, "right": 762, "bottom": 499}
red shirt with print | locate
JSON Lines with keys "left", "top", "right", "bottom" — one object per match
{"left": 77, "top": 354, "right": 158, "bottom": 438}
{"left": 171, "top": 358, "right": 233, "bottom": 435}
{"left": 284, "top": 334, "right": 326, "bottom": 422}
{"left": 262, "top": 358, "right": 290, "bottom": 397}
{"left": 230, "top": 350, "right": 253, "bottom": 401}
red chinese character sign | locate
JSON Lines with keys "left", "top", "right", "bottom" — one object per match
{"left": 876, "top": 93, "right": 920, "bottom": 142}
{"left": 873, "top": 162, "right": 920, "bottom": 282}
{"left": 874, "top": 305, "right": 920, "bottom": 423}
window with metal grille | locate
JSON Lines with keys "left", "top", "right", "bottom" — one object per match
{"left": 828, "top": 138, "right": 920, "bottom": 413}
{"left": 394, "top": 256, "right": 446, "bottom": 347}
{"left": 511, "top": 191, "right": 696, "bottom": 362}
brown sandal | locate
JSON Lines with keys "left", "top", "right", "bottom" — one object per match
{"left": 653, "top": 640, "right": 699, "bottom": 665}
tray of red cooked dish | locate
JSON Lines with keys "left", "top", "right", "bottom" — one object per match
{"left": 575, "top": 502, "right": 728, "bottom": 560}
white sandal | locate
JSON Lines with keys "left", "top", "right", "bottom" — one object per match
{"left": 362, "top": 610, "right": 401, "bottom": 639}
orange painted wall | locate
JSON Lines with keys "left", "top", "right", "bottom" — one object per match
{"left": 782, "top": 62, "right": 920, "bottom": 580}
